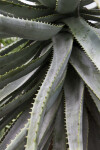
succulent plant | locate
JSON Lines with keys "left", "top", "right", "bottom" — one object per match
{"left": 0, "top": 0, "right": 100, "bottom": 150}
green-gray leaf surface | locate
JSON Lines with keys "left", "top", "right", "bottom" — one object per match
{"left": 25, "top": 33, "right": 73, "bottom": 150}
{"left": 64, "top": 66, "right": 84, "bottom": 150}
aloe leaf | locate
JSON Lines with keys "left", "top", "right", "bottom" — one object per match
{"left": 46, "top": 70, "right": 66, "bottom": 112}
{"left": 4, "top": 123, "right": 28, "bottom": 150}
{"left": 88, "top": 112, "right": 100, "bottom": 150}
{"left": 0, "top": 43, "right": 52, "bottom": 89}
{"left": 34, "top": 14, "right": 63, "bottom": 23}
{"left": 64, "top": 17, "right": 100, "bottom": 71}
{"left": 92, "top": 27, "right": 100, "bottom": 38}
{"left": 42, "top": 133, "right": 52, "bottom": 150}
{"left": 0, "top": 41, "right": 41, "bottom": 69}
{"left": 0, "top": 41, "right": 46, "bottom": 74}
{"left": 0, "top": 107, "right": 30, "bottom": 150}
{"left": 81, "top": 8, "right": 100, "bottom": 16}
{"left": 0, "top": 15, "right": 63, "bottom": 41}
{"left": 88, "top": 89, "right": 100, "bottom": 112}
{"left": 53, "top": 101, "right": 66, "bottom": 150}
{"left": 56, "top": 0, "right": 80, "bottom": 14}
{"left": 85, "top": 89, "right": 100, "bottom": 126}
{"left": 38, "top": 125, "right": 54, "bottom": 150}
{"left": 0, "top": 32, "right": 14, "bottom": 38}
{"left": 80, "top": 0, "right": 93, "bottom": 6}
{"left": 0, "top": 78, "right": 41, "bottom": 118}
{"left": 0, "top": 102, "right": 28, "bottom": 131}
{"left": 81, "top": 13, "right": 100, "bottom": 22}
{"left": 25, "top": 33, "right": 73, "bottom": 150}
{"left": 64, "top": 66, "right": 84, "bottom": 150}
{"left": 70, "top": 46, "right": 100, "bottom": 99}
{"left": 4, "top": 0, "right": 27, "bottom": 5}
{"left": 0, "top": 1, "right": 53, "bottom": 19}
{"left": 0, "top": 64, "right": 46, "bottom": 109}
{"left": 83, "top": 105, "right": 89, "bottom": 150}
{"left": 38, "top": 92, "right": 62, "bottom": 149}
{"left": 0, "top": 68, "right": 38, "bottom": 101}
{"left": 38, "top": 0, "right": 56, "bottom": 8}
{"left": 4, "top": 92, "right": 60, "bottom": 150}
{"left": 15, "top": 140, "right": 25, "bottom": 150}
{"left": 0, "top": 39, "right": 27, "bottom": 56}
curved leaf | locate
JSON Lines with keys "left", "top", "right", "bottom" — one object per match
{"left": 0, "top": 1, "right": 53, "bottom": 19}
{"left": 34, "top": 14, "right": 63, "bottom": 23}
{"left": 38, "top": 92, "right": 62, "bottom": 149}
{"left": 25, "top": 33, "right": 73, "bottom": 150}
{"left": 0, "top": 107, "right": 30, "bottom": 150}
{"left": 80, "top": 0, "right": 93, "bottom": 6}
{"left": 0, "top": 39, "right": 27, "bottom": 56}
{"left": 88, "top": 112, "right": 100, "bottom": 150}
{"left": 53, "top": 101, "right": 66, "bottom": 150}
{"left": 56, "top": 0, "right": 80, "bottom": 14}
{"left": 88, "top": 89, "right": 100, "bottom": 112}
{"left": 0, "top": 41, "right": 41, "bottom": 70}
{"left": 83, "top": 105, "right": 89, "bottom": 150}
{"left": 0, "top": 78, "right": 40, "bottom": 118}
{"left": 64, "top": 66, "right": 84, "bottom": 150}
{"left": 0, "top": 69, "right": 38, "bottom": 101}
{"left": 38, "top": 0, "right": 56, "bottom": 8}
{"left": 70, "top": 47, "right": 100, "bottom": 99}
{"left": 85, "top": 89, "right": 100, "bottom": 126}
{"left": 0, "top": 43, "right": 52, "bottom": 89}
{"left": 64, "top": 17, "right": 100, "bottom": 71}
{"left": 0, "top": 15, "right": 63, "bottom": 41}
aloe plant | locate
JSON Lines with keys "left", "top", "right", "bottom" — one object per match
{"left": 0, "top": 0, "right": 100, "bottom": 150}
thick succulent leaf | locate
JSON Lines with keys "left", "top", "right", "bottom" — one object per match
{"left": 0, "top": 78, "right": 41, "bottom": 118}
{"left": 64, "top": 66, "right": 84, "bottom": 150}
{"left": 0, "top": 15, "right": 63, "bottom": 41}
{"left": 15, "top": 140, "right": 25, "bottom": 150}
{"left": 88, "top": 112, "right": 100, "bottom": 150}
{"left": 38, "top": 93, "right": 62, "bottom": 149}
{"left": 94, "top": 0, "right": 100, "bottom": 8}
{"left": 34, "top": 14, "right": 63, "bottom": 23}
{"left": 0, "top": 43, "right": 52, "bottom": 89}
{"left": 0, "top": 41, "right": 46, "bottom": 75}
{"left": 83, "top": 105, "right": 89, "bottom": 150}
{"left": 53, "top": 101, "right": 66, "bottom": 150}
{"left": 0, "top": 39, "right": 27, "bottom": 56}
{"left": 46, "top": 71, "right": 65, "bottom": 112}
{"left": 81, "top": 8, "right": 100, "bottom": 16}
{"left": 81, "top": 13, "right": 100, "bottom": 22}
{"left": 5, "top": 123, "right": 28, "bottom": 150}
{"left": 88, "top": 89, "right": 100, "bottom": 112}
{"left": 4, "top": 0, "right": 27, "bottom": 5}
{"left": 64, "top": 17, "right": 100, "bottom": 71}
{"left": 25, "top": 33, "right": 73, "bottom": 150}
{"left": 70, "top": 47, "right": 100, "bottom": 99}
{"left": 42, "top": 134, "right": 52, "bottom": 150}
{"left": 85, "top": 89, "right": 100, "bottom": 126}
{"left": 0, "top": 69, "right": 38, "bottom": 101}
{"left": 0, "top": 32, "right": 14, "bottom": 38}
{"left": 0, "top": 103, "right": 27, "bottom": 131}
{"left": 0, "top": 41, "right": 41, "bottom": 70}
{"left": 0, "top": 107, "right": 30, "bottom": 150}
{"left": 92, "top": 26, "right": 100, "bottom": 38}
{"left": 38, "top": 0, "right": 56, "bottom": 8}
{"left": 4, "top": 92, "right": 60, "bottom": 150}
{"left": 0, "top": 1, "right": 53, "bottom": 19}
{"left": 80, "top": 0, "right": 93, "bottom": 6}
{"left": 38, "top": 125, "right": 54, "bottom": 150}
{"left": 56, "top": 0, "right": 80, "bottom": 14}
